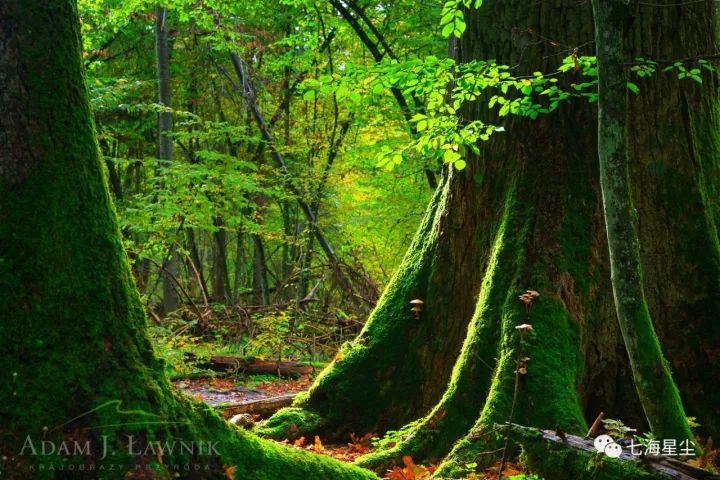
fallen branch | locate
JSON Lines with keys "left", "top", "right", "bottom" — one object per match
{"left": 218, "top": 393, "right": 297, "bottom": 418}
{"left": 205, "top": 356, "right": 314, "bottom": 377}
{"left": 497, "top": 423, "right": 719, "bottom": 480}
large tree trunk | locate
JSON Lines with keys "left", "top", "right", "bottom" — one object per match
{"left": 260, "top": 0, "right": 720, "bottom": 475}
{"left": 0, "top": 2, "right": 377, "bottom": 479}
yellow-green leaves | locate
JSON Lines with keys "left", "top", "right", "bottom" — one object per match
{"left": 440, "top": 0, "right": 483, "bottom": 38}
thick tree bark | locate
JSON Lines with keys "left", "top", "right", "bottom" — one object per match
{"left": 261, "top": 0, "right": 720, "bottom": 476}
{"left": 0, "top": 2, "right": 377, "bottom": 479}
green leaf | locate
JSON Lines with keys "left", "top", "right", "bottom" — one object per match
{"left": 443, "top": 149, "right": 461, "bottom": 163}
{"left": 336, "top": 84, "right": 349, "bottom": 99}
{"left": 454, "top": 159, "right": 467, "bottom": 170}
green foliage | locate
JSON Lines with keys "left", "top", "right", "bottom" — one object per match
{"left": 249, "top": 311, "right": 292, "bottom": 360}
{"left": 79, "top": 0, "right": 718, "bottom": 323}
{"left": 601, "top": 418, "right": 637, "bottom": 438}
{"left": 78, "top": 0, "right": 434, "bottom": 334}
{"left": 440, "top": 0, "right": 483, "bottom": 38}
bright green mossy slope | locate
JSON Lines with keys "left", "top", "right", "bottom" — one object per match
{"left": 431, "top": 174, "right": 588, "bottom": 479}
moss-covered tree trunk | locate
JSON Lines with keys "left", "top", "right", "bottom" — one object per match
{"left": 262, "top": 0, "right": 720, "bottom": 476}
{"left": 0, "top": 2, "right": 377, "bottom": 479}
{"left": 593, "top": 0, "right": 694, "bottom": 446}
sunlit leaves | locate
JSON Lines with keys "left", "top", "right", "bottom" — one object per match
{"left": 362, "top": 51, "right": 717, "bottom": 175}
{"left": 440, "top": 0, "right": 483, "bottom": 38}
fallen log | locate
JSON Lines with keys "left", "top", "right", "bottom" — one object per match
{"left": 497, "top": 423, "right": 719, "bottom": 480}
{"left": 205, "top": 356, "right": 314, "bottom": 377}
{"left": 217, "top": 393, "right": 297, "bottom": 418}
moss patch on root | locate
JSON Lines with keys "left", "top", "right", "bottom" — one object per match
{"left": 254, "top": 407, "right": 325, "bottom": 440}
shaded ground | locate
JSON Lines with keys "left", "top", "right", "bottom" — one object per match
{"left": 171, "top": 374, "right": 534, "bottom": 479}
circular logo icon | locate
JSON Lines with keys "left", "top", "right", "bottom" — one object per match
{"left": 594, "top": 435, "right": 614, "bottom": 452}
{"left": 605, "top": 442, "right": 623, "bottom": 458}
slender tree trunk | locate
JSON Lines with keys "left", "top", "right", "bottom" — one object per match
{"left": 229, "top": 52, "right": 347, "bottom": 277}
{"left": 103, "top": 140, "right": 123, "bottom": 200}
{"left": 261, "top": 1, "right": 720, "bottom": 476}
{"left": 297, "top": 227, "right": 315, "bottom": 303}
{"left": 212, "top": 217, "right": 232, "bottom": 304}
{"left": 328, "top": 0, "right": 438, "bottom": 189}
{"left": 252, "top": 234, "right": 270, "bottom": 306}
{"left": 232, "top": 229, "right": 245, "bottom": 304}
{"left": 155, "top": 5, "right": 179, "bottom": 314}
{"left": 592, "top": 0, "right": 694, "bottom": 446}
{"left": 187, "top": 227, "right": 210, "bottom": 300}
{"left": 0, "top": 2, "right": 377, "bottom": 479}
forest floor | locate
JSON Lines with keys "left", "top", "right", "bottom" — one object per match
{"left": 174, "top": 374, "right": 311, "bottom": 406}
{"left": 173, "top": 374, "right": 530, "bottom": 480}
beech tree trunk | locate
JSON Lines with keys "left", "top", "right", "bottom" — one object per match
{"left": 0, "top": 2, "right": 377, "bottom": 479}
{"left": 261, "top": 0, "right": 720, "bottom": 476}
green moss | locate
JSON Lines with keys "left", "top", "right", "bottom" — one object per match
{"left": 356, "top": 181, "right": 521, "bottom": 470}
{"left": 434, "top": 295, "right": 588, "bottom": 477}
{"left": 642, "top": 95, "right": 720, "bottom": 440}
{"left": 255, "top": 407, "right": 324, "bottom": 440}
{"left": 499, "top": 425, "right": 669, "bottom": 480}
{"left": 430, "top": 174, "right": 588, "bottom": 477}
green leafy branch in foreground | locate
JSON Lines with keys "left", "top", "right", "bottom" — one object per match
{"left": 440, "top": 0, "right": 483, "bottom": 38}
{"left": 301, "top": 53, "right": 716, "bottom": 172}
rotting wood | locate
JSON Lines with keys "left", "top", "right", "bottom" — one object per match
{"left": 206, "top": 356, "right": 314, "bottom": 377}
{"left": 498, "top": 423, "right": 719, "bottom": 480}
{"left": 218, "top": 393, "right": 297, "bottom": 418}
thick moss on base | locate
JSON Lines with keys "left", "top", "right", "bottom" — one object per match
{"left": 433, "top": 268, "right": 589, "bottom": 479}
{"left": 3, "top": 381, "right": 379, "bottom": 479}
{"left": 366, "top": 2, "right": 720, "bottom": 476}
